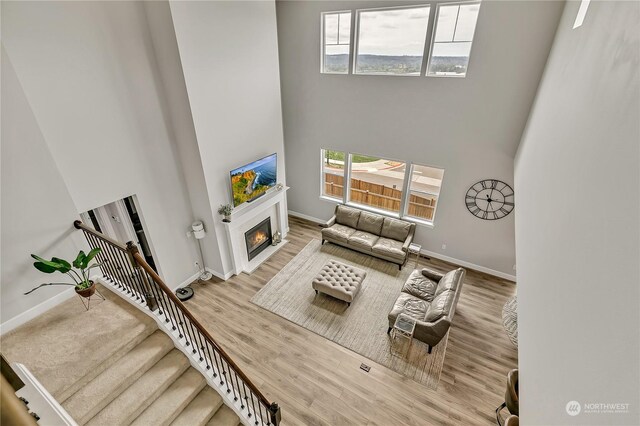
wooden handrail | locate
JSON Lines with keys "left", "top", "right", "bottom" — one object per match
{"left": 74, "top": 219, "right": 279, "bottom": 424}
{"left": 127, "top": 246, "right": 272, "bottom": 407}
{"left": 74, "top": 220, "right": 127, "bottom": 250}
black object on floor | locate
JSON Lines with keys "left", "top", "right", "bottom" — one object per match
{"left": 176, "top": 287, "right": 194, "bottom": 301}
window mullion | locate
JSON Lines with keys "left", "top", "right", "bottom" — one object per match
{"left": 344, "top": 153, "right": 352, "bottom": 204}
{"left": 399, "top": 164, "right": 413, "bottom": 218}
{"left": 422, "top": 3, "right": 438, "bottom": 76}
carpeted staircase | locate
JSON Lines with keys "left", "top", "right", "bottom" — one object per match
{"left": 1, "top": 287, "right": 241, "bottom": 426}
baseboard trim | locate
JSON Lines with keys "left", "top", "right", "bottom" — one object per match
{"left": 420, "top": 249, "right": 516, "bottom": 282}
{"left": 288, "top": 210, "right": 516, "bottom": 282}
{"left": 288, "top": 210, "right": 325, "bottom": 224}
{"left": 0, "top": 288, "right": 76, "bottom": 336}
{"left": 206, "top": 267, "right": 233, "bottom": 281}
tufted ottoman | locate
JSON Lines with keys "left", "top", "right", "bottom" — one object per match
{"left": 312, "top": 260, "right": 367, "bottom": 306}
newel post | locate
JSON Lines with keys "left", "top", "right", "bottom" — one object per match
{"left": 126, "top": 241, "right": 158, "bottom": 312}
{"left": 269, "top": 402, "right": 281, "bottom": 426}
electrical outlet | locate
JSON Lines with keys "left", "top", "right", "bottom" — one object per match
{"left": 441, "top": 244, "right": 447, "bottom": 250}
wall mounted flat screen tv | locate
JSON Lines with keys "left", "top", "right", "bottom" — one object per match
{"left": 230, "top": 153, "right": 277, "bottom": 207}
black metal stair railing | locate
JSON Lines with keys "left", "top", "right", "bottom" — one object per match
{"left": 74, "top": 220, "right": 281, "bottom": 426}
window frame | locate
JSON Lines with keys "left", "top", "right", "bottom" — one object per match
{"left": 402, "top": 163, "right": 444, "bottom": 223}
{"left": 320, "top": 149, "right": 347, "bottom": 201}
{"left": 321, "top": 10, "right": 353, "bottom": 75}
{"left": 319, "top": 149, "right": 444, "bottom": 228}
{"left": 426, "top": 0, "right": 481, "bottom": 78}
{"left": 352, "top": 4, "right": 432, "bottom": 77}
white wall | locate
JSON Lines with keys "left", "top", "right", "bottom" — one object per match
{"left": 170, "top": 0, "right": 287, "bottom": 275}
{"left": 1, "top": 1, "right": 204, "bottom": 321}
{"left": 0, "top": 47, "right": 85, "bottom": 325}
{"left": 275, "top": 0, "right": 564, "bottom": 278}
{"left": 515, "top": 1, "right": 639, "bottom": 424}
{"left": 142, "top": 1, "right": 225, "bottom": 276}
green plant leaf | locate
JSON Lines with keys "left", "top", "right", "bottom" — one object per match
{"left": 81, "top": 248, "right": 101, "bottom": 269}
{"left": 73, "top": 251, "right": 86, "bottom": 269}
{"left": 51, "top": 257, "right": 71, "bottom": 273}
{"left": 33, "top": 261, "right": 57, "bottom": 274}
{"left": 30, "top": 254, "right": 66, "bottom": 272}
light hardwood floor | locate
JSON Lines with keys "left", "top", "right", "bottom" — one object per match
{"left": 185, "top": 216, "right": 517, "bottom": 426}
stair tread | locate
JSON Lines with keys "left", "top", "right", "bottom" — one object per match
{"left": 169, "top": 384, "right": 223, "bottom": 426}
{"left": 86, "top": 349, "right": 189, "bottom": 426}
{"left": 0, "top": 285, "right": 156, "bottom": 402}
{"left": 206, "top": 405, "right": 240, "bottom": 426}
{"left": 64, "top": 330, "right": 174, "bottom": 424}
{"left": 131, "top": 367, "right": 206, "bottom": 426}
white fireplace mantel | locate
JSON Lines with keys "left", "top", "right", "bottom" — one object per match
{"left": 222, "top": 187, "right": 289, "bottom": 275}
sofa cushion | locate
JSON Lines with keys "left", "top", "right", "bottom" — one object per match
{"left": 356, "top": 211, "right": 384, "bottom": 235}
{"left": 372, "top": 237, "right": 405, "bottom": 261}
{"left": 425, "top": 289, "right": 456, "bottom": 322}
{"left": 434, "top": 268, "right": 464, "bottom": 297}
{"left": 347, "top": 231, "right": 378, "bottom": 252}
{"left": 335, "top": 205, "right": 361, "bottom": 228}
{"left": 388, "top": 293, "right": 429, "bottom": 324}
{"left": 321, "top": 224, "right": 355, "bottom": 244}
{"left": 380, "top": 217, "right": 412, "bottom": 241}
{"left": 402, "top": 269, "right": 438, "bottom": 301}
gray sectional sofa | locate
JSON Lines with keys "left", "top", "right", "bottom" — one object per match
{"left": 321, "top": 205, "right": 416, "bottom": 269}
{"left": 387, "top": 267, "right": 465, "bottom": 353}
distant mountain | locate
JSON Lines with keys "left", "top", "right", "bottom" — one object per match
{"left": 324, "top": 54, "right": 468, "bottom": 75}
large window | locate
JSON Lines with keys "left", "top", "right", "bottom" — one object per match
{"left": 322, "top": 11, "right": 352, "bottom": 74}
{"left": 321, "top": 149, "right": 445, "bottom": 225}
{"left": 348, "top": 154, "right": 406, "bottom": 213}
{"left": 427, "top": 2, "right": 480, "bottom": 77}
{"left": 321, "top": 2, "right": 481, "bottom": 77}
{"left": 354, "top": 6, "right": 431, "bottom": 75}
{"left": 321, "top": 149, "right": 346, "bottom": 199}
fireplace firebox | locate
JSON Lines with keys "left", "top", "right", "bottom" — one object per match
{"left": 245, "top": 218, "right": 272, "bottom": 261}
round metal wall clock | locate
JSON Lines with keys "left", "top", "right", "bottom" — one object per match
{"left": 465, "top": 179, "right": 515, "bottom": 220}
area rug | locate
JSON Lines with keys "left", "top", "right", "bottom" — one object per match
{"left": 250, "top": 239, "right": 449, "bottom": 390}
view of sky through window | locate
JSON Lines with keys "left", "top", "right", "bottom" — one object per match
{"left": 323, "top": 12, "right": 351, "bottom": 73}
{"left": 428, "top": 2, "right": 481, "bottom": 76}
{"left": 355, "top": 6, "right": 431, "bottom": 75}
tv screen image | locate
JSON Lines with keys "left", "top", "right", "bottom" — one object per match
{"left": 230, "top": 153, "right": 277, "bottom": 207}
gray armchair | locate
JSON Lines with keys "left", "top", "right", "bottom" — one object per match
{"left": 388, "top": 267, "right": 465, "bottom": 353}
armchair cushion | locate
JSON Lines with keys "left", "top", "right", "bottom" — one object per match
{"left": 335, "top": 205, "right": 361, "bottom": 228}
{"left": 321, "top": 224, "right": 355, "bottom": 244}
{"left": 380, "top": 217, "right": 413, "bottom": 241}
{"left": 421, "top": 268, "right": 444, "bottom": 282}
{"left": 425, "top": 289, "right": 456, "bottom": 322}
{"left": 388, "top": 293, "right": 429, "bottom": 325}
{"left": 347, "top": 231, "right": 378, "bottom": 251}
{"left": 356, "top": 211, "right": 384, "bottom": 235}
{"left": 434, "top": 268, "right": 464, "bottom": 297}
{"left": 402, "top": 269, "right": 439, "bottom": 301}
{"left": 372, "top": 237, "right": 405, "bottom": 261}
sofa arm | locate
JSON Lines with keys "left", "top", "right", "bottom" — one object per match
{"left": 414, "top": 317, "right": 451, "bottom": 347}
{"left": 321, "top": 215, "right": 336, "bottom": 228}
{"left": 421, "top": 268, "right": 444, "bottom": 282}
{"left": 401, "top": 233, "right": 413, "bottom": 253}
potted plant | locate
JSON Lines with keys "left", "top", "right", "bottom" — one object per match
{"left": 29, "top": 249, "right": 103, "bottom": 298}
{"left": 218, "top": 203, "right": 233, "bottom": 223}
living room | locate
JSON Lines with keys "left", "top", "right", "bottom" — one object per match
{"left": 1, "top": 1, "right": 638, "bottom": 425}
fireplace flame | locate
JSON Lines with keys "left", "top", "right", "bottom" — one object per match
{"left": 248, "top": 230, "right": 268, "bottom": 249}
